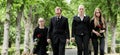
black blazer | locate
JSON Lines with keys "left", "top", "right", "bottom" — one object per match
{"left": 48, "top": 16, "right": 70, "bottom": 43}
{"left": 72, "top": 15, "right": 91, "bottom": 37}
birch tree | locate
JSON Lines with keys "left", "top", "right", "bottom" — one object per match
{"left": 1, "top": 0, "right": 12, "bottom": 55}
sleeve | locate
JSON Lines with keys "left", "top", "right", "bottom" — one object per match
{"left": 72, "top": 17, "right": 76, "bottom": 37}
{"left": 65, "top": 18, "right": 70, "bottom": 39}
{"left": 33, "top": 28, "right": 37, "bottom": 42}
{"left": 47, "top": 19, "right": 53, "bottom": 39}
{"left": 91, "top": 19, "right": 95, "bottom": 30}
{"left": 87, "top": 16, "right": 92, "bottom": 32}
{"left": 46, "top": 27, "right": 48, "bottom": 38}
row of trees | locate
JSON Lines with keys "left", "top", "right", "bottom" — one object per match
{"left": 0, "top": 0, "right": 120, "bottom": 55}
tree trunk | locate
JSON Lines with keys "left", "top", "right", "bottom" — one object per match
{"left": 110, "top": 13, "right": 117, "bottom": 53}
{"left": 29, "top": 12, "right": 39, "bottom": 54}
{"left": 23, "top": 20, "right": 30, "bottom": 54}
{"left": 107, "top": 0, "right": 117, "bottom": 53}
{"left": 29, "top": 24, "right": 34, "bottom": 54}
{"left": 105, "top": 22, "right": 109, "bottom": 53}
{"left": 111, "top": 25, "right": 116, "bottom": 53}
{"left": 1, "top": 0, "right": 12, "bottom": 55}
{"left": 15, "top": 4, "right": 24, "bottom": 55}
{"left": 29, "top": 6, "right": 33, "bottom": 54}
{"left": 23, "top": 6, "right": 32, "bottom": 54}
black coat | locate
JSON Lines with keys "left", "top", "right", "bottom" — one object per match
{"left": 72, "top": 15, "right": 91, "bottom": 37}
{"left": 48, "top": 16, "right": 70, "bottom": 43}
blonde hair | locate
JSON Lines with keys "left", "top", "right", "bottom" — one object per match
{"left": 38, "top": 18, "right": 45, "bottom": 23}
{"left": 78, "top": 4, "right": 84, "bottom": 11}
{"left": 93, "top": 8, "right": 105, "bottom": 28}
{"left": 78, "top": 4, "right": 85, "bottom": 14}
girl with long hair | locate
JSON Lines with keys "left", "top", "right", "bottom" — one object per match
{"left": 91, "top": 8, "right": 106, "bottom": 55}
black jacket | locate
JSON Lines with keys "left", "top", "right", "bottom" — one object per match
{"left": 48, "top": 16, "right": 70, "bottom": 43}
{"left": 91, "top": 19, "right": 106, "bottom": 38}
{"left": 72, "top": 15, "right": 91, "bottom": 37}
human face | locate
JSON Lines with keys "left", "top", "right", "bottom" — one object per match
{"left": 38, "top": 20, "right": 45, "bottom": 26}
{"left": 95, "top": 10, "right": 101, "bottom": 18}
{"left": 55, "top": 8, "right": 61, "bottom": 16}
{"left": 78, "top": 6, "right": 84, "bottom": 15}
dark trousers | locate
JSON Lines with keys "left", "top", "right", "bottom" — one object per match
{"left": 33, "top": 45, "right": 48, "bottom": 55}
{"left": 75, "top": 34, "right": 89, "bottom": 55}
{"left": 51, "top": 39, "right": 66, "bottom": 55}
{"left": 92, "top": 37, "right": 105, "bottom": 55}
{"left": 88, "top": 39, "right": 92, "bottom": 55}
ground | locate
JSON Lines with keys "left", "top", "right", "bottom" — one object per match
{"left": 48, "top": 48, "right": 120, "bottom": 55}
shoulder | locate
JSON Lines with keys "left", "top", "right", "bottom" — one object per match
{"left": 73, "top": 15, "right": 78, "bottom": 18}
{"left": 45, "top": 27, "right": 48, "bottom": 32}
{"left": 85, "top": 15, "right": 90, "bottom": 18}
{"left": 34, "top": 26, "right": 39, "bottom": 31}
{"left": 51, "top": 16, "right": 56, "bottom": 20}
{"left": 91, "top": 18, "right": 94, "bottom": 21}
{"left": 44, "top": 27, "right": 48, "bottom": 30}
{"left": 62, "top": 16, "right": 67, "bottom": 19}
{"left": 72, "top": 15, "right": 79, "bottom": 21}
{"left": 61, "top": 16, "right": 68, "bottom": 20}
{"left": 73, "top": 15, "right": 78, "bottom": 20}
{"left": 91, "top": 19, "right": 94, "bottom": 23}
{"left": 85, "top": 15, "right": 90, "bottom": 19}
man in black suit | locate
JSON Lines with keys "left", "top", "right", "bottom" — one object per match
{"left": 47, "top": 7, "right": 70, "bottom": 55}
{"left": 71, "top": 5, "right": 91, "bottom": 55}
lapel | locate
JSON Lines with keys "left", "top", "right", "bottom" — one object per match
{"left": 54, "top": 16, "right": 62, "bottom": 26}
{"left": 77, "top": 15, "right": 86, "bottom": 22}
{"left": 83, "top": 16, "right": 86, "bottom": 22}
{"left": 76, "top": 16, "right": 84, "bottom": 22}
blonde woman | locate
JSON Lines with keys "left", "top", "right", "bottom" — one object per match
{"left": 33, "top": 18, "right": 48, "bottom": 55}
{"left": 91, "top": 8, "right": 106, "bottom": 55}
{"left": 71, "top": 5, "right": 91, "bottom": 55}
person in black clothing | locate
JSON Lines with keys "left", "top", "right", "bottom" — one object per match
{"left": 91, "top": 8, "right": 106, "bottom": 55}
{"left": 47, "top": 7, "right": 70, "bottom": 55}
{"left": 33, "top": 18, "right": 48, "bottom": 55}
{"left": 71, "top": 5, "right": 91, "bottom": 55}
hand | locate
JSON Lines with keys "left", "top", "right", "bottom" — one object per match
{"left": 95, "top": 32, "right": 101, "bottom": 36}
{"left": 34, "top": 42, "right": 37, "bottom": 45}
{"left": 66, "top": 39, "right": 70, "bottom": 44}
{"left": 100, "top": 30, "right": 105, "bottom": 33}
{"left": 71, "top": 37, "right": 75, "bottom": 42}
{"left": 47, "top": 39, "right": 51, "bottom": 44}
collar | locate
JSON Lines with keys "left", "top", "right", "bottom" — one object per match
{"left": 77, "top": 14, "right": 86, "bottom": 17}
{"left": 56, "top": 15, "right": 62, "bottom": 19}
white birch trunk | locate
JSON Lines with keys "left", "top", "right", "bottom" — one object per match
{"left": 15, "top": 10, "right": 23, "bottom": 55}
{"left": 23, "top": 6, "right": 32, "bottom": 54}
{"left": 111, "top": 26, "right": 116, "bottom": 53}
{"left": 1, "top": 0, "right": 12, "bottom": 55}
{"left": 105, "top": 22, "right": 108, "bottom": 53}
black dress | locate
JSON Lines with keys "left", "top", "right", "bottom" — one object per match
{"left": 33, "top": 26, "right": 48, "bottom": 55}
